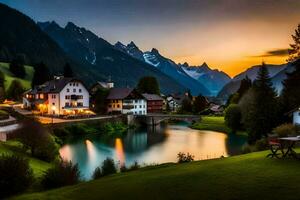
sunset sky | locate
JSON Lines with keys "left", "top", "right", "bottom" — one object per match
{"left": 2, "top": 0, "right": 300, "bottom": 77}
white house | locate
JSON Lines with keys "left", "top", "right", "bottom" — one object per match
{"left": 23, "top": 76, "right": 91, "bottom": 115}
{"left": 292, "top": 107, "right": 300, "bottom": 126}
{"left": 107, "top": 88, "right": 147, "bottom": 115}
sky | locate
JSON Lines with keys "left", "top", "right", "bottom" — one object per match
{"left": 1, "top": 0, "right": 300, "bottom": 77}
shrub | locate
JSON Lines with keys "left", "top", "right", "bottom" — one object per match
{"left": 101, "top": 157, "right": 117, "bottom": 176}
{"left": 177, "top": 152, "right": 194, "bottom": 163}
{"left": 273, "top": 123, "right": 297, "bottom": 137}
{"left": 0, "top": 109, "right": 9, "bottom": 120}
{"left": 120, "top": 164, "right": 128, "bottom": 173}
{"left": 129, "top": 161, "right": 140, "bottom": 171}
{"left": 254, "top": 138, "right": 268, "bottom": 151}
{"left": 16, "top": 119, "right": 58, "bottom": 162}
{"left": 0, "top": 155, "right": 33, "bottom": 198}
{"left": 41, "top": 161, "right": 80, "bottom": 189}
{"left": 225, "top": 104, "right": 242, "bottom": 133}
{"left": 92, "top": 167, "right": 102, "bottom": 180}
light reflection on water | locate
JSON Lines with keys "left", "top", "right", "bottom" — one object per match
{"left": 59, "top": 123, "right": 246, "bottom": 179}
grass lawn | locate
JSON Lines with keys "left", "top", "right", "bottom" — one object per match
{"left": 12, "top": 150, "right": 300, "bottom": 200}
{"left": 0, "top": 62, "right": 34, "bottom": 91}
{"left": 191, "top": 116, "right": 246, "bottom": 135}
{"left": 0, "top": 140, "right": 52, "bottom": 178}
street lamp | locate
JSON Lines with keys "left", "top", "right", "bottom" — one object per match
{"left": 51, "top": 105, "right": 56, "bottom": 125}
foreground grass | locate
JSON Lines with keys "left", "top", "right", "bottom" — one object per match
{"left": 0, "top": 62, "right": 34, "bottom": 90}
{"left": 191, "top": 116, "right": 246, "bottom": 135}
{"left": 0, "top": 141, "right": 52, "bottom": 177}
{"left": 12, "top": 150, "right": 300, "bottom": 200}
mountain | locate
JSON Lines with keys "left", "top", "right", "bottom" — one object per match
{"left": 217, "top": 63, "right": 295, "bottom": 100}
{"left": 36, "top": 21, "right": 188, "bottom": 94}
{"left": 180, "top": 62, "right": 231, "bottom": 96}
{"left": 0, "top": 3, "right": 70, "bottom": 73}
{"left": 115, "top": 42, "right": 213, "bottom": 96}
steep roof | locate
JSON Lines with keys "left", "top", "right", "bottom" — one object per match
{"left": 27, "top": 77, "right": 86, "bottom": 94}
{"left": 106, "top": 88, "right": 133, "bottom": 99}
{"left": 142, "top": 93, "right": 164, "bottom": 101}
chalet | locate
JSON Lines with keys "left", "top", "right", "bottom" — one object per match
{"left": 23, "top": 76, "right": 91, "bottom": 115}
{"left": 90, "top": 80, "right": 114, "bottom": 95}
{"left": 142, "top": 93, "right": 164, "bottom": 113}
{"left": 107, "top": 88, "right": 147, "bottom": 115}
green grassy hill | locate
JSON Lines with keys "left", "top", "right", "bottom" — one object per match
{"left": 12, "top": 150, "right": 300, "bottom": 200}
{"left": 0, "top": 62, "right": 33, "bottom": 91}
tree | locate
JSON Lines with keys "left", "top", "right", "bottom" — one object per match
{"left": 137, "top": 76, "right": 160, "bottom": 94}
{"left": 225, "top": 104, "right": 242, "bottom": 133}
{"left": 244, "top": 63, "right": 278, "bottom": 143}
{"left": 0, "top": 155, "right": 33, "bottom": 198}
{"left": 180, "top": 98, "right": 192, "bottom": 113}
{"left": 9, "top": 59, "right": 26, "bottom": 78}
{"left": 0, "top": 71, "right": 5, "bottom": 103}
{"left": 193, "top": 94, "right": 208, "bottom": 113}
{"left": 91, "top": 88, "right": 109, "bottom": 114}
{"left": 6, "top": 80, "right": 24, "bottom": 101}
{"left": 15, "top": 119, "right": 58, "bottom": 162}
{"left": 288, "top": 24, "right": 300, "bottom": 62}
{"left": 280, "top": 59, "right": 300, "bottom": 113}
{"left": 236, "top": 76, "right": 252, "bottom": 99}
{"left": 63, "top": 63, "right": 73, "bottom": 77}
{"left": 31, "top": 62, "right": 51, "bottom": 88}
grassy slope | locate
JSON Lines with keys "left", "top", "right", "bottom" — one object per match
{"left": 0, "top": 141, "right": 52, "bottom": 178}
{"left": 191, "top": 116, "right": 246, "bottom": 135}
{"left": 13, "top": 150, "right": 300, "bottom": 200}
{"left": 0, "top": 62, "right": 34, "bottom": 90}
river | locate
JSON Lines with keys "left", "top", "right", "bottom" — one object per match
{"left": 59, "top": 122, "right": 247, "bottom": 179}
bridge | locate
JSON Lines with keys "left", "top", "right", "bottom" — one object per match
{"left": 140, "top": 114, "right": 200, "bottom": 126}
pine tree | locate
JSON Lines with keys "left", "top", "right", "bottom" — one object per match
{"left": 288, "top": 24, "right": 300, "bottom": 62}
{"left": 237, "top": 76, "right": 252, "bottom": 99}
{"left": 244, "top": 63, "right": 278, "bottom": 143}
{"left": 63, "top": 63, "right": 73, "bottom": 77}
{"left": 280, "top": 59, "right": 300, "bottom": 113}
{"left": 137, "top": 76, "right": 160, "bottom": 95}
{"left": 31, "top": 62, "right": 51, "bottom": 88}
{"left": 193, "top": 94, "right": 208, "bottom": 114}
{"left": 0, "top": 71, "right": 5, "bottom": 103}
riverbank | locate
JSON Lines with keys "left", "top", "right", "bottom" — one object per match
{"left": 191, "top": 116, "right": 247, "bottom": 136}
{"left": 12, "top": 149, "right": 300, "bottom": 200}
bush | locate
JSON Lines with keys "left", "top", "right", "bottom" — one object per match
{"left": 16, "top": 119, "right": 58, "bottom": 162}
{"left": 101, "top": 157, "right": 117, "bottom": 176}
{"left": 225, "top": 104, "right": 242, "bottom": 133}
{"left": 120, "top": 164, "right": 128, "bottom": 173}
{"left": 0, "top": 110, "right": 9, "bottom": 120}
{"left": 129, "top": 161, "right": 140, "bottom": 171}
{"left": 177, "top": 152, "right": 194, "bottom": 163}
{"left": 92, "top": 167, "right": 102, "bottom": 180}
{"left": 41, "top": 161, "right": 80, "bottom": 189}
{"left": 254, "top": 138, "right": 268, "bottom": 151}
{"left": 0, "top": 155, "right": 33, "bottom": 198}
{"left": 273, "top": 123, "right": 297, "bottom": 137}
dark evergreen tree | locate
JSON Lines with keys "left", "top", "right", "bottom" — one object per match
{"left": 237, "top": 76, "right": 252, "bottom": 99}
{"left": 180, "top": 98, "right": 193, "bottom": 113}
{"left": 225, "top": 104, "right": 242, "bottom": 133}
{"left": 137, "top": 76, "right": 160, "bottom": 95}
{"left": 280, "top": 59, "right": 300, "bottom": 113}
{"left": 244, "top": 63, "right": 278, "bottom": 143}
{"left": 0, "top": 71, "right": 5, "bottom": 102}
{"left": 6, "top": 80, "right": 24, "bottom": 101}
{"left": 63, "top": 63, "right": 73, "bottom": 77}
{"left": 193, "top": 94, "right": 208, "bottom": 113}
{"left": 31, "top": 62, "right": 51, "bottom": 88}
{"left": 92, "top": 88, "right": 109, "bottom": 114}
{"left": 9, "top": 59, "right": 26, "bottom": 78}
{"left": 288, "top": 24, "right": 300, "bottom": 62}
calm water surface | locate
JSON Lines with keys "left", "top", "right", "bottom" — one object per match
{"left": 59, "top": 122, "right": 247, "bottom": 179}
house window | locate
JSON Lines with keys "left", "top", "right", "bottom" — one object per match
{"left": 76, "top": 83, "right": 79, "bottom": 86}
{"left": 79, "top": 89, "right": 82, "bottom": 93}
{"left": 69, "top": 83, "right": 72, "bottom": 86}
{"left": 78, "top": 102, "right": 83, "bottom": 107}
{"left": 134, "top": 105, "right": 137, "bottom": 109}
{"left": 140, "top": 105, "right": 142, "bottom": 108}
{"left": 67, "top": 88, "right": 70, "bottom": 92}
{"left": 52, "top": 103, "right": 55, "bottom": 105}
{"left": 52, "top": 94, "right": 56, "bottom": 99}
{"left": 73, "top": 89, "right": 76, "bottom": 92}
{"left": 135, "top": 100, "right": 138, "bottom": 103}
{"left": 117, "top": 104, "right": 120, "bottom": 108}
{"left": 78, "top": 95, "right": 83, "bottom": 99}
{"left": 65, "top": 102, "right": 69, "bottom": 107}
